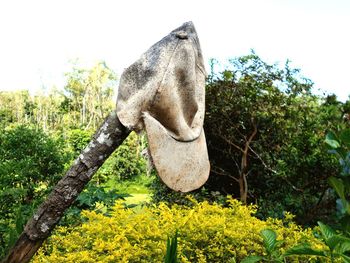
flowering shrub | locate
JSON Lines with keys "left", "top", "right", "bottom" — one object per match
{"left": 33, "top": 198, "right": 325, "bottom": 262}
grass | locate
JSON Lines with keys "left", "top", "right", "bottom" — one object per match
{"left": 105, "top": 174, "right": 154, "bottom": 194}
{"left": 115, "top": 175, "right": 153, "bottom": 194}
{"left": 124, "top": 193, "right": 151, "bottom": 206}
{"left": 104, "top": 174, "right": 154, "bottom": 207}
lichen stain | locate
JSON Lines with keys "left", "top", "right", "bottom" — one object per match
{"left": 97, "top": 132, "right": 113, "bottom": 146}
{"left": 40, "top": 223, "right": 49, "bottom": 233}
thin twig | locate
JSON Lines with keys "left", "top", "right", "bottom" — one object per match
{"left": 248, "top": 146, "right": 277, "bottom": 174}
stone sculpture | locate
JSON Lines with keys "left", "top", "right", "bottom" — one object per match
{"left": 117, "top": 21, "right": 210, "bottom": 192}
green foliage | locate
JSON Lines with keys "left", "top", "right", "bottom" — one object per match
{"left": 285, "top": 222, "right": 350, "bottom": 262}
{"left": 243, "top": 225, "right": 350, "bottom": 262}
{"left": 2, "top": 55, "right": 350, "bottom": 261}
{"left": 65, "top": 131, "right": 147, "bottom": 187}
{"left": 285, "top": 244, "right": 326, "bottom": 258}
{"left": 0, "top": 61, "right": 116, "bottom": 131}
{"left": 110, "top": 132, "right": 147, "bottom": 181}
{"left": 66, "top": 128, "right": 93, "bottom": 155}
{"left": 106, "top": 173, "right": 154, "bottom": 195}
{"left": 325, "top": 128, "right": 350, "bottom": 231}
{"left": 60, "top": 130, "right": 149, "bottom": 225}
{"left": 0, "top": 125, "right": 67, "bottom": 258}
{"left": 61, "top": 130, "right": 150, "bottom": 225}
{"left": 0, "top": 90, "right": 33, "bottom": 125}
{"left": 150, "top": 173, "right": 227, "bottom": 206}
{"left": 60, "top": 183, "right": 130, "bottom": 226}
{"left": 63, "top": 61, "right": 116, "bottom": 129}
{"left": 33, "top": 198, "right": 322, "bottom": 262}
{"left": 242, "top": 229, "right": 285, "bottom": 262}
{"left": 205, "top": 53, "right": 341, "bottom": 225}
{"left": 165, "top": 230, "right": 178, "bottom": 263}
{"left": 261, "top": 229, "right": 282, "bottom": 257}
{"left": 241, "top": 255, "right": 263, "bottom": 263}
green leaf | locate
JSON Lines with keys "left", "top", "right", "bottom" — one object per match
{"left": 328, "top": 235, "right": 350, "bottom": 252}
{"left": 344, "top": 177, "right": 350, "bottom": 190}
{"left": 325, "top": 139, "right": 340, "bottom": 149}
{"left": 318, "top": 221, "right": 337, "bottom": 240}
{"left": 334, "top": 240, "right": 350, "bottom": 254}
{"left": 223, "top": 70, "right": 234, "bottom": 81}
{"left": 164, "top": 230, "right": 178, "bottom": 263}
{"left": 326, "top": 131, "right": 339, "bottom": 141}
{"left": 340, "top": 129, "right": 350, "bottom": 146}
{"left": 284, "top": 244, "right": 325, "bottom": 257}
{"left": 340, "top": 215, "right": 350, "bottom": 234}
{"left": 340, "top": 254, "right": 350, "bottom": 263}
{"left": 261, "top": 229, "right": 277, "bottom": 253}
{"left": 241, "top": 255, "right": 263, "bottom": 263}
{"left": 328, "top": 177, "right": 345, "bottom": 200}
{"left": 345, "top": 200, "right": 350, "bottom": 215}
{"left": 325, "top": 131, "right": 340, "bottom": 148}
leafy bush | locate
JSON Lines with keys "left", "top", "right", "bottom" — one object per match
{"left": 64, "top": 128, "right": 147, "bottom": 185}
{"left": 285, "top": 221, "right": 350, "bottom": 262}
{"left": 204, "top": 54, "right": 340, "bottom": 225}
{"left": 325, "top": 128, "right": 350, "bottom": 231}
{"left": 0, "top": 125, "right": 67, "bottom": 257}
{"left": 108, "top": 131, "right": 147, "bottom": 181}
{"left": 66, "top": 128, "right": 93, "bottom": 155}
{"left": 242, "top": 229, "right": 286, "bottom": 263}
{"left": 150, "top": 173, "right": 227, "bottom": 205}
{"left": 33, "top": 198, "right": 324, "bottom": 262}
{"left": 60, "top": 182, "right": 130, "bottom": 226}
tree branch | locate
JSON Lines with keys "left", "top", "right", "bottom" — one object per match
{"left": 248, "top": 146, "right": 277, "bottom": 174}
{"left": 239, "top": 120, "right": 258, "bottom": 203}
{"left": 219, "top": 134, "right": 244, "bottom": 152}
{"left": 211, "top": 165, "right": 239, "bottom": 183}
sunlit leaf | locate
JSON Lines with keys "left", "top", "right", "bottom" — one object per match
{"left": 241, "top": 255, "right": 263, "bottom": 263}
{"left": 340, "top": 254, "right": 350, "bottom": 263}
{"left": 326, "top": 131, "right": 340, "bottom": 147}
{"left": 326, "top": 235, "right": 350, "bottom": 251}
{"left": 261, "top": 229, "right": 277, "bottom": 253}
{"left": 328, "top": 177, "right": 345, "bottom": 200}
{"left": 334, "top": 240, "right": 350, "bottom": 254}
{"left": 340, "top": 129, "right": 350, "bottom": 146}
{"left": 284, "top": 244, "right": 325, "bottom": 257}
{"left": 318, "top": 221, "right": 336, "bottom": 240}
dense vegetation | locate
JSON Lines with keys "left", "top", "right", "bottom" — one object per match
{"left": 0, "top": 55, "right": 349, "bottom": 261}
{"left": 33, "top": 198, "right": 324, "bottom": 262}
{"left": 204, "top": 55, "right": 343, "bottom": 225}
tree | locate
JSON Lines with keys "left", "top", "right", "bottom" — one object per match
{"left": 204, "top": 53, "right": 341, "bottom": 224}
{"left": 0, "top": 125, "right": 67, "bottom": 258}
{"left": 0, "top": 91, "right": 31, "bottom": 124}
{"left": 63, "top": 61, "right": 116, "bottom": 129}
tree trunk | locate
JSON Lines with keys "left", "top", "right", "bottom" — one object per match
{"left": 239, "top": 122, "right": 257, "bottom": 204}
{"left": 239, "top": 172, "right": 248, "bottom": 204}
{"left": 2, "top": 110, "right": 130, "bottom": 263}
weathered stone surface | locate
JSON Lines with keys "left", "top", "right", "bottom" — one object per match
{"left": 117, "top": 21, "right": 210, "bottom": 192}
{"left": 144, "top": 112, "right": 210, "bottom": 192}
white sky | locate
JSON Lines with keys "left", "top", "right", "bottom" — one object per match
{"left": 0, "top": 0, "right": 349, "bottom": 101}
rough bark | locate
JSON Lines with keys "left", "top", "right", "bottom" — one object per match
{"left": 2, "top": 110, "right": 130, "bottom": 263}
